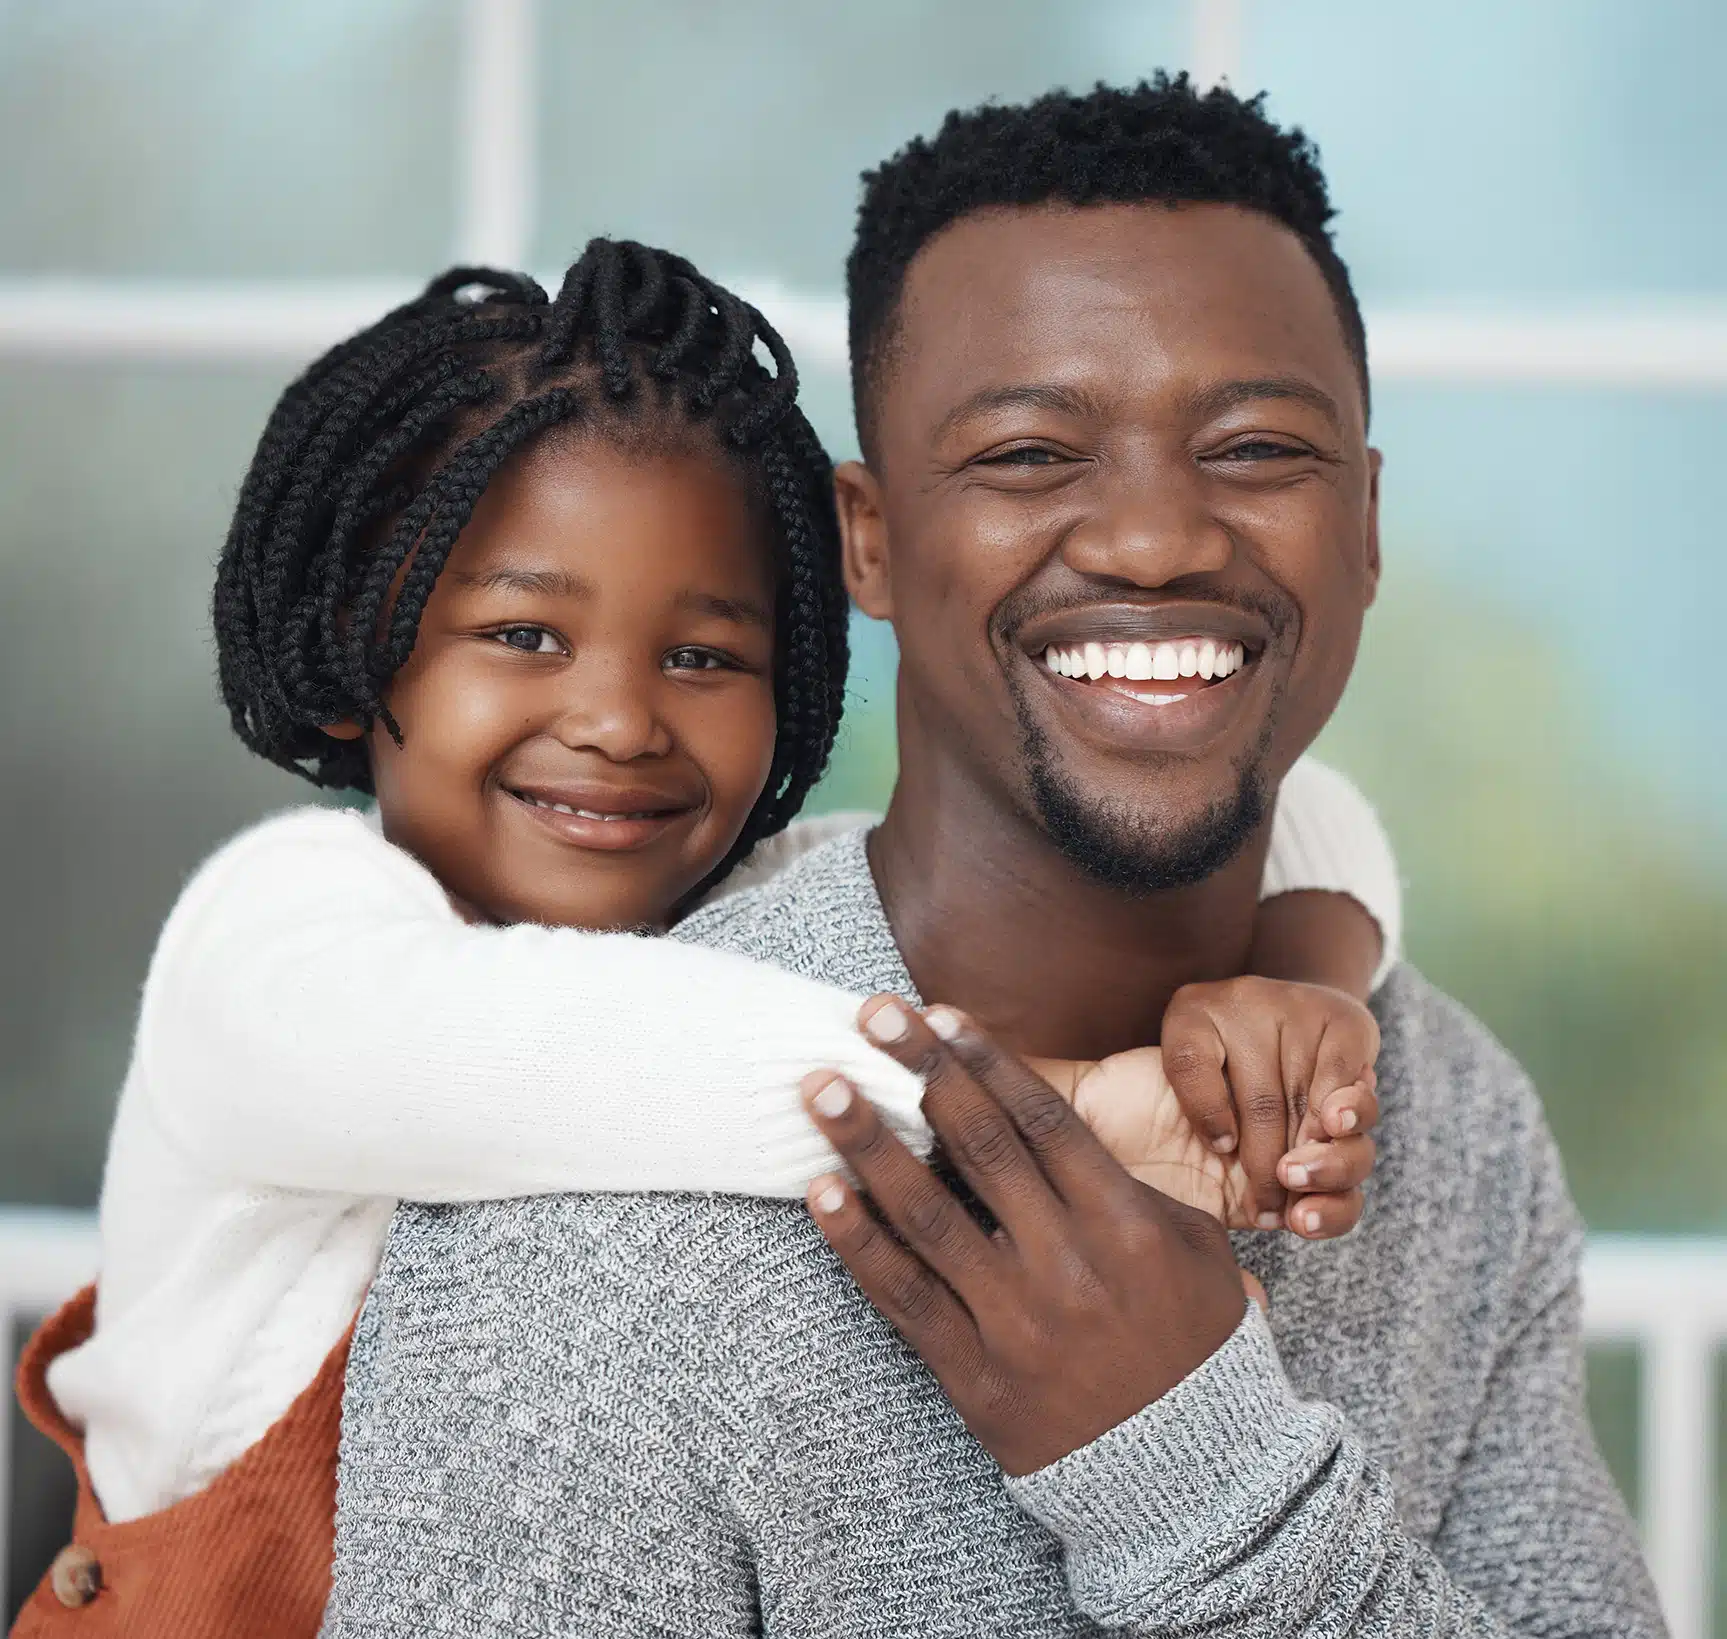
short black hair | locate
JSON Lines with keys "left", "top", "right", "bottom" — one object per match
{"left": 214, "top": 238, "right": 848, "bottom": 874}
{"left": 847, "top": 74, "right": 1368, "bottom": 453}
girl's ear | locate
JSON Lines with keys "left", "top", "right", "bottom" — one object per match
{"left": 834, "top": 460, "right": 892, "bottom": 621}
{"left": 320, "top": 721, "right": 365, "bottom": 741}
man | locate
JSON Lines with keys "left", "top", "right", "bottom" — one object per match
{"left": 322, "top": 79, "right": 1662, "bottom": 1636}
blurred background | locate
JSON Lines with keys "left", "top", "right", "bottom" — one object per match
{"left": 0, "top": 0, "right": 1722, "bottom": 1629}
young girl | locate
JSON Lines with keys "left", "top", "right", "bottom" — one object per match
{"left": 12, "top": 239, "right": 1395, "bottom": 1637}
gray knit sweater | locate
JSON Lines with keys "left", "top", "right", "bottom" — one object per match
{"left": 322, "top": 828, "right": 1664, "bottom": 1637}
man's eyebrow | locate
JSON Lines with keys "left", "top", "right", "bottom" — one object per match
{"left": 1181, "top": 376, "right": 1344, "bottom": 429}
{"left": 449, "top": 567, "right": 592, "bottom": 598}
{"left": 676, "top": 590, "right": 772, "bottom": 629}
{"left": 933, "top": 382, "right": 1109, "bottom": 441}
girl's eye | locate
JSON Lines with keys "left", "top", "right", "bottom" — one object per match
{"left": 665, "top": 646, "right": 737, "bottom": 673}
{"left": 492, "top": 625, "right": 563, "bottom": 655}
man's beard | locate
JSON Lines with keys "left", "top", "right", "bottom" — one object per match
{"left": 1017, "top": 712, "right": 1270, "bottom": 896}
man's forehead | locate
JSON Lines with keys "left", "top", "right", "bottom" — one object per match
{"left": 891, "top": 201, "right": 1355, "bottom": 415}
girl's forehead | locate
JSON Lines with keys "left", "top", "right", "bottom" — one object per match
{"left": 450, "top": 438, "right": 775, "bottom": 601}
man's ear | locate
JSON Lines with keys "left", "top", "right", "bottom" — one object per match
{"left": 834, "top": 460, "right": 892, "bottom": 621}
{"left": 1362, "top": 447, "right": 1384, "bottom": 609}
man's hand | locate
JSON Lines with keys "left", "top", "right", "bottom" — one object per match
{"left": 803, "top": 997, "right": 1248, "bottom": 1477}
{"left": 1161, "top": 977, "right": 1381, "bottom": 1229}
{"left": 1031, "top": 1046, "right": 1375, "bottom": 1238}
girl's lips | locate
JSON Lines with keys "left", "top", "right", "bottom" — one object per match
{"left": 504, "top": 787, "right": 693, "bottom": 852}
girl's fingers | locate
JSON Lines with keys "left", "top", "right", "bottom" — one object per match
{"left": 1277, "top": 1133, "right": 1376, "bottom": 1195}
{"left": 1159, "top": 1005, "right": 1239, "bottom": 1156}
{"left": 1315, "top": 1071, "right": 1380, "bottom": 1138}
{"left": 1284, "top": 1186, "right": 1365, "bottom": 1240}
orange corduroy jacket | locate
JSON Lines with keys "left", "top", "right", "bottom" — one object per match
{"left": 9, "top": 1285, "right": 348, "bottom": 1639}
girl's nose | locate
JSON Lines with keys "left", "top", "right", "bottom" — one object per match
{"left": 547, "top": 660, "right": 674, "bottom": 762}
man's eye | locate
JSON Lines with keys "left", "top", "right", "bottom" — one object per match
{"left": 1219, "top": 440, "right": 1307, "bottom": 461}
{"left": 977, "top": 446, "right": 1066, "bottom": 468}
{"left": 493, "top": 625, "right": 562, "bottom": 654}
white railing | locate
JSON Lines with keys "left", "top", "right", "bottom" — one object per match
{"left": 1, "top": 1210, "right": 1721, "bottom": 1635}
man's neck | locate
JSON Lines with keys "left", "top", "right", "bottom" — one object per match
{"left": 869, "top": 775, "right": 1269, "bottom": 1062}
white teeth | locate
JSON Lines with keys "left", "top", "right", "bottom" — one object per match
{"left": 1042, "top": 636, "right": 1249, "bottom": 686}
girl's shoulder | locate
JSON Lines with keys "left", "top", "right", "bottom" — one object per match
{"left": 161, "top": 804, "right": 451, "bottom": 945}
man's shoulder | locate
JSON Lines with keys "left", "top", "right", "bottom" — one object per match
{"left": 1367, "top": 963, "right": 1570, "bottom": 1236}
{"left": 674, "top": 822, "right": 916, "bottom": 996}
{"left": 367, "top": 1189, "right": 882, "bottom": 1389}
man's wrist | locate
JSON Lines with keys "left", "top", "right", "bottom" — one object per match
{"left": 1004, "top": 1304, "right": 1343, "bottom": 1616}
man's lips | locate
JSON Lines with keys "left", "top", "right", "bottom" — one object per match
{"left": 1014, "top": 599, "right": 1271, "bottom": 658}
{"left": 501, "top": 780, "right": 697, "bottom": 853}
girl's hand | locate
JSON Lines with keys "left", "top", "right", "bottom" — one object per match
{"left": 1030, "top": 1040, "right": 1375, "bottom": 1239}
{"left": 1155, "top": 977, "right": 1381, "bottom": 1230}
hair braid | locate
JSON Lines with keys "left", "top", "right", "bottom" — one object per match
{"left": 213, "top": 237, "right": 850, "bottom": 885}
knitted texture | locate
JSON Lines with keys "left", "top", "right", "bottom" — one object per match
{"left": 322, "top": 827, "right": 1662, "bottom": 1637}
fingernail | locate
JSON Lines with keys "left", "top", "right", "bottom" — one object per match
{"left": 1285, "top": 1164, "right": 1310, "bottom": 1189}
{"left": 1256, "top": 1211, "right": 1282, "bottom": 1231}
{"left": 812, "top": 1180, "right": 847, "bottom": 1214}
{"left": 1211, "top": 1134, "right": 1237, "bottom": 1154}
{"left": 924, "top": 1006, "right": 961, "bottom": 1041}
{"left": 1302, "top": 1209, "right": 1322, "bottom": 1234}
{"left": 865, "top": 1003, "right": 908, "bottom": 1043}
{"left": 1337, "top": 1108, "right": 1358, "bottom": 1132}
{"left": 811, "top": 1078, "right": 853, "bottom": 1118}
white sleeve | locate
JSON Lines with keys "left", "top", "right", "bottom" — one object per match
{"left": 135, "top": 808, "right": 926, "bottom": 1202}
{"left": 1260, "top": 759, "right": 1403, "bottom": 991}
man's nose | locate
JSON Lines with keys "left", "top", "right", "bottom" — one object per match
{"left": 548, "top": 658, "right": 674, "bottom": 762}
{"left": 1058, "top": 461, "right": 1233, "bottom": 588}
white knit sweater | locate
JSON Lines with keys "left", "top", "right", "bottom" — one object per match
{"left": 47, "top": 757, "right": 1399, "bottom": 1525}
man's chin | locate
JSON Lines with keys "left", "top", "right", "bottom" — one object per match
{"left": 1028, "top": 757, "right": 1267, "bottom": 896}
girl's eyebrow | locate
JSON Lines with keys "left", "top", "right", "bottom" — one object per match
{"left": 678, "top": 590, "right": 772, "bottom": 630}
{"left": 450, "top": 567, "right": 590, "bottom": 598}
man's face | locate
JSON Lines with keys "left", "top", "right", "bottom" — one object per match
{"left": 839, "top": 201, "right": 1381, "bottom": 892}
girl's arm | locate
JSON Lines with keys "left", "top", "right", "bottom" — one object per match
{"left": 1253, "top": 756, "right": 1401, "bottom": 999}
{"left": 136, "top": 808, "right": 924, "bottom": 1202}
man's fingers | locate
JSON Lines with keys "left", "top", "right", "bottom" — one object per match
{"left": 1278, "top": 1133, "right": 1376, "bottom": 1196}
{"left": 1283, "top": 1185, "right": 1365, "bottom": 1240}
{"left": 805, "top": 1170, "right": 979, "bottom": 1361}
{"left": 801, "top": 1071, "right": 999, "bottom": 1291}
{"left": 1160, "top": 1010, "right": 1239, "bottom": 1156}
{"left": 892, "top": 1001, "right": 1141, "bottom": 1214}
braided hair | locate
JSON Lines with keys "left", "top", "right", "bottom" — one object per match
{"left": 214, "top": 238, "right": 849, "bottom": 867}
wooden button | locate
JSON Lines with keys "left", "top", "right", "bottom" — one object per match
{"left": 49, "top": 1545, "right": 102, "bottom": 1608}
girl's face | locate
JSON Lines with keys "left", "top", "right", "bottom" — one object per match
{"left": 355, "top": 435, "right": 778, "bottom": 930}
